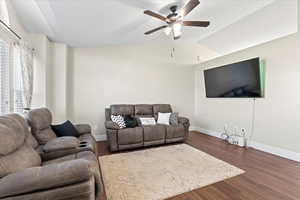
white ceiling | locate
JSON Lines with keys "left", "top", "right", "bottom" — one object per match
{"left": 11, "top": 0, "right": 296, "bottom": 48}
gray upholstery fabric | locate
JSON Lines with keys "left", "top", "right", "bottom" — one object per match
{"left": 106, "top": 129, "right": 118, "bottom": 152}
{"left": 74, "top": 124, "right": 92, "bottom": 135}
{"left": 0, "top": 159, "right": 92, "bottom": 198}
{"left": 105, "top": 121, "right": 120, "bottom": 130}
{"left": 153, "top": 104, "right": 172, "bottom": 115}
{"left": 27, "top": 108, "right": 57, "bottom": 145}
{"left": 118, "top": 127, "right": 143, "bottom": 145}
{"left": 0, "top": 113, "right": 103, "bottom": 200}
{"left": 0, "top": 145, "right": 42, "bottom": 178}
{"left": 105, "top": 104, "right": 190, "bottom": 151}
{"left": 26, "top": 108, "right": 97, "bottom": 159}
{"left": 43, "top": 151, "right": 102, "bottom": 198}
{"left": 110, "top": 104, "right": 134, "bottom": 116}
{"left": 143, "top": 125, "right": 165, "bottom": 141}
{"left": 1, "top": 179, "right": 95, "bottom": 200}
{"left": 4, "top": 114, "right": 39, "bottom": 149}
{"left": 166, "top": 124, "right": 185, "bottom": 139}
{"left": 105, "top": 108, "right": 111, "bottom": 120}
{"left": 0, "top": 115, "right": 41, "bottom": 178}
{"left": 43, "top": 137, "right": 80, "bottom": 153}
{"left": 134, "top": 104, "right": 153, "bottom": 116}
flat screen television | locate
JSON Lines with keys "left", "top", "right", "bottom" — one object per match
{"left": 204, "top": 57, "right": 262, "bottom": 98}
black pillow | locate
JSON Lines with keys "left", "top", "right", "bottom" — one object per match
{"left": 51, "top": 120, "right": 80, "bottom": 137}
{"left": 124, "top": 115, "right": 137, "bottom": 128}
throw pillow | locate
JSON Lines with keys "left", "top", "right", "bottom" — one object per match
{"left": 124, "top": 115, "right": 137, "bottom": 128}
{"left": 111, "top": 115, "right": 126, "bottom": 129}
{"left": 157, "top": 112, "right": 171, "bottom": 125}
{"left": 170, "top": 112, "right": 179, "bottom": 125}
{"left": 140, "top": 117, "right": 156, "bottom": 126}
{"left": 51, "top": 120, "right": 80, "bottom": 137}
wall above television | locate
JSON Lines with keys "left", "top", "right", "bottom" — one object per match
{"left": 204, "top": 57, "right": 264, "bottom": 98}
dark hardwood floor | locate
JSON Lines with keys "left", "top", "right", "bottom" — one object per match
{"left": 97, "top": 131, "right": 300, "bottom": 200}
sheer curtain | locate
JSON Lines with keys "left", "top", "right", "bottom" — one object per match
{"left": 14, "top": 42, "right": 34, "bottom": 112}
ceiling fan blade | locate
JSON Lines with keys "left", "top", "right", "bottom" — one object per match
{"left": 181, "top": 0, "right": 200, "bottom": 17}
{"left": 144, "top": 10, "right": 167, "bottom": 22}
{"left": 183, "top": 21, "right": 210, "bottom": 27}
{"left": 144, "top": 25, "right": 168, "bottom": 35}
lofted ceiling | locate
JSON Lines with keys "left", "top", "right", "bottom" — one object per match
{"left": 11, "top": 0, "right": 296, "bottom": 48}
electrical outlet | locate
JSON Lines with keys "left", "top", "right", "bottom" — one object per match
{"left": 241, "top": 128, "right": 246, "bottom": 137}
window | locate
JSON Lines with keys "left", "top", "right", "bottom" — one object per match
{"left": 0, "top": 39, "right": 10, "bottom": 114}
{"left": 0, "top": 41, "right": 25, "bottom": 114}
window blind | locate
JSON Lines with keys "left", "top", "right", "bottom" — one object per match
{"left": 0, "top": 39, "right": 10, "bottom": 114}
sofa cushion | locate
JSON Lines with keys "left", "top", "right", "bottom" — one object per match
{"left": 37, "top": 128, "right": 57, "bottom": 145}
{"left": 118, "top": 127, "right": 143, "bottom": 145}
{"left": 166, "top": 124, "right": 185, "bottom": 139}
{"left": 27, "top": 108, "right": 53, "bottom": 130}
{"left": 51, "top": 120, "right": 80, "bottom": 137}
{"left": 153, "top": 104, "right": 172, "bottom": 116}
{"left": 134, "top": 104, "right": 153, "bottom": 116}
{"left": 27, "top": 108, "right": 57, "bottom": 145}
{"left": 4, "top": 114, "right": 39, "bottom": 149}
{"left": 110, "top": 105, "right": 134, "bottom": 116}
{"left": 143, "top": 125, "right": 166, "bottom": 141}
{"left": 0, "top": 145, "right": 41, "bottom": 178}
{"left": 0, "top": 124, "right": 23, "bottom": 156}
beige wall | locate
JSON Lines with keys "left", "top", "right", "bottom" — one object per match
{"left": 195, "top": 32, "right": 300, "bottom": 153}
{"left": 47, "top": 43, "right": 68, "bottom": 123}
{"left": 68, "top": 44, "right": 201, "bottom": 136}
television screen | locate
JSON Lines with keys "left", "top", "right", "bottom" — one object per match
{"left": 204, "top": 58, "right": 262, "bottom": 98}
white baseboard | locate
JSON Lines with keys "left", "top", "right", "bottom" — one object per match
{"left": 248, "top": 141, "right": 300, "bottom": 162}
{"left": 94, "top": 134, "right": 107, "bottom": 142}
{"left": 193, "top": 127, "right": 300, "bottom": 163}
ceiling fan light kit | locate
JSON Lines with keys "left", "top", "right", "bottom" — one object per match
{"left": 143, "top": 0, "right": 210, "bottom": 40}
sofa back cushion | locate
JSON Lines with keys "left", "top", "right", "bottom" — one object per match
{"left": 134, "top": 104, "right": 153, "bottom": 116}
{"left": 0, "top": 145, "right": 41, "bottom": 178}
{"left": 27, "top": 108, "right": 57, "bottom": 145}
{"left": 110, "top": 105, "right": 134, "bottom": 116}
{"left": 153, "top": 104, "right": 172, "bottom": 119}
{"left": 0, "top": 117, "right": 41, "bottom": 178}
{"left": 5, "top": 114, "right": 39, "bottom": 149}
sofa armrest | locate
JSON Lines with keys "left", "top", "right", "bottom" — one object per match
{"left": 178, "top": 116, "right": 190, "bottom": 129}
{"left": 0, "top": 159, "right": 92, "bottom": 198}
{"left": 178, "top": 116, "right": 189, "bottom": 125}
{"left": 43, "top": 136, "right": 80, "bottom": 153}
{"left": 75, "top": 124, "right": 92, "bottom": 135}
{"left": 105, "top": 121, "right": 120, "bottom": 130}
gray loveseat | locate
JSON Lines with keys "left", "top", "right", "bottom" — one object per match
{"left": 105, "top": 104, "right": 190, "bottom": 152}
{"left": 0, "top": 113, "right": 102, "bottom": 200}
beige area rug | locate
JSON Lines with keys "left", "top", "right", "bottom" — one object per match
{"left": 99, "top": 144, "right": 244, "bottom": 200}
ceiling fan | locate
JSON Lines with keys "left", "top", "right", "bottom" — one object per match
{"left": 143, "top": 0, "right": 210, "bottom": 40}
